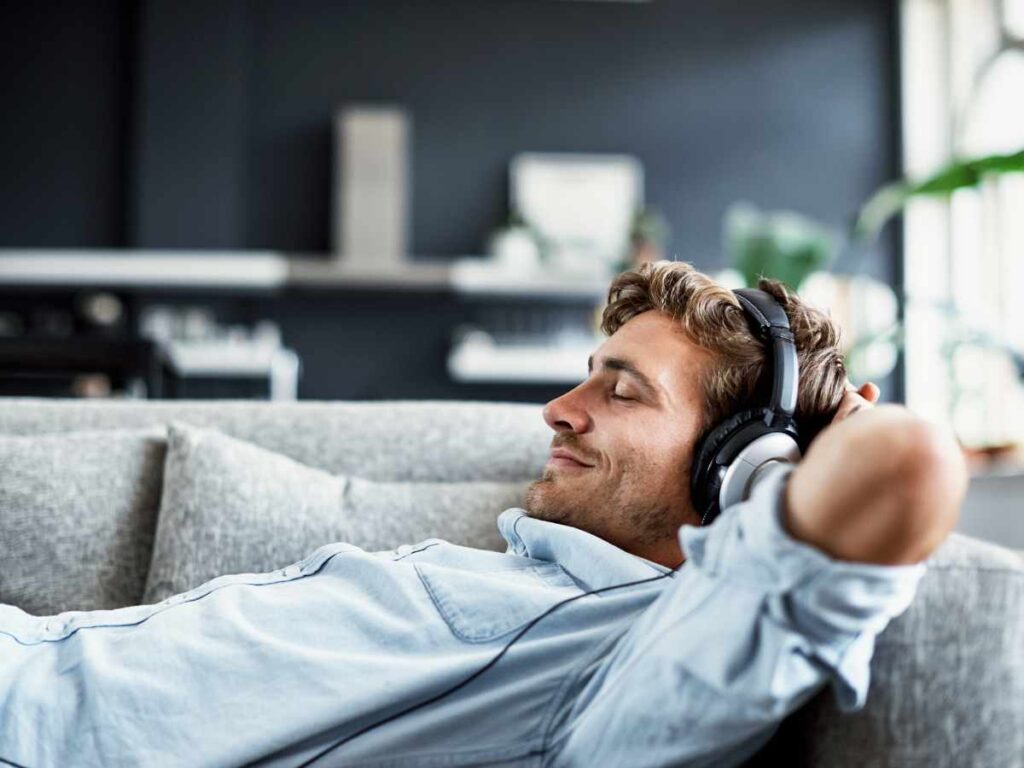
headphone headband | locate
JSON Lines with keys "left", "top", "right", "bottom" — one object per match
{"left": 733, "top": 289, "right": 798, "bottom": 422}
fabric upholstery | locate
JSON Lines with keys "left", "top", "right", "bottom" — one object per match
{"left": 2, "top": 398, "right": 1021, "bottom": 766}
{"left": 142, "top": 423, "right": 530, "bottom": 603}
{"left": 750, "top": 533, "right": 1024, "bottom": 768}
{"left": 0, "top": 429, "right": 164, "bottom": 615}
{"left": 0, "top": 398, "right": 550, "bottom": 482}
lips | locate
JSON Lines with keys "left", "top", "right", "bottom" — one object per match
{"left": 548, "top": 448, "right": 595, "bottom": 468}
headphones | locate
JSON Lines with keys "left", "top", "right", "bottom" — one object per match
{"left": 689, "top": 288, "right": 802, "bottom": 526}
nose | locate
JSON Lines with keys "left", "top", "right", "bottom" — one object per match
{"left": 542, "top": 384, "right": 592, "bottom": 434}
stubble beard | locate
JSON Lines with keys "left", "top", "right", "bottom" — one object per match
{"left": 524, "top": 468, "right": 592, "bottom": 528}
{"left": 524, "top": 465, "right": 682, "bottom": 548}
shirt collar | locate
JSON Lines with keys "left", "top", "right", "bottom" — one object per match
{"left": 498, "top": 508, "right": 670, "bottom": 590}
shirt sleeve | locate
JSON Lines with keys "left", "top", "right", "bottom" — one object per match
{"left": 548, "top": 463, "right": 926, "bottom": 768}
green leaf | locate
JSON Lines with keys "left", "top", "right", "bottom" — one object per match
{"left": 854, "top": 148, "right": 1024, "bottom": 241}
{"left": 724, "top": 203, "right": 838, "bottom": 289}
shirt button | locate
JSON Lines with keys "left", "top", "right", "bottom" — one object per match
{"left": 46, "top": 619, "right": 67, "bottom": 637}
{"left": 282, "top": 566, "right": 301, "bottom": 578}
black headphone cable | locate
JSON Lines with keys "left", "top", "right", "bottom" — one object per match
{"left": 0, "top": 565, "right": 680, "bottom": 768}
{"left": 285, "top": 564, "right": 681, "bottom": 768}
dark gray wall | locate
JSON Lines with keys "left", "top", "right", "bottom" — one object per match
{"left": 0, "top": 0, "right": 130, "bottom": 247}
{"left": 131, "top": 0, "right": 248, "bottom": 247}
{"left": 243, "top": 0, "right": 898, "bottom": 280}
{"left": 0, "top": 0, "right": 902, "bottom": 401}
{"left": 2, "top": 0, "right": 899, "bottom": 281}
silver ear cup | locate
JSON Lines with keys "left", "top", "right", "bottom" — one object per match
{"left": 718, "top": 431, "right": 801, "bottom": 511}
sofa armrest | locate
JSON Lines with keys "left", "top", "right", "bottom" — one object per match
{"left": 747, "top": 534, "right": 1023, "bottom": 768}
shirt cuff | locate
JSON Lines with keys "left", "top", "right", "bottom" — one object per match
{"left": 679, "top": 462, "right": 926, "bottom": 710}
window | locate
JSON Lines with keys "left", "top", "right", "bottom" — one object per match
{"left": 901, "top": 0, "right": 1024, "bottom": 451}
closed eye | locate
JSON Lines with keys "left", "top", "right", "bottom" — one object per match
{"left": 588, "top": 354, "right": 661, "bottom": 404}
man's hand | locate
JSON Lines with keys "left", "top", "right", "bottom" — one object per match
{"left": 784, "top": 381, "right": 968, "bottom": 565}
{"left": 832, "top": 381, "right": 881, "bottom": 423}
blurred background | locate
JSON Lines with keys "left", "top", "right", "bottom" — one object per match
{"left": 0, "top": 1, "right": 1021, "bottom": 477}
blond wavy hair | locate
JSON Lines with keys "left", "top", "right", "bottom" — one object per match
{"left": 602, "top": 261, "right": 848, "bottom": 448}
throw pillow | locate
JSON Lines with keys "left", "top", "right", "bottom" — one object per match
{"left": 0, "top": 429, "right": 165, "bottom": 615}
{"left": 142, "top": 423, "right": 529, "bottom": 603}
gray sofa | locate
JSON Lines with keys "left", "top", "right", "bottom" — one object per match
{"left": 1, "top": 398, "right": 1021, "bottom": 767}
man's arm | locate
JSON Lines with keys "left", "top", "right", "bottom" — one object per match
{"left": 786, "top": 393, "right": 968, "bottom": 565}
{"left": 548, "top": 387, "right": 963, "bottom": 767}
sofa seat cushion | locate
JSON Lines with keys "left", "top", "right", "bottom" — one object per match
{"left": 0, "top": 429, "right": 165, "bottom": 615}
{"left": 143, "top": 423, "right": 530, "bottom": 603}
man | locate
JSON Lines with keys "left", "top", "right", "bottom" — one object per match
{"left": 0, "top": 262, "right": 966, "bottom": 767}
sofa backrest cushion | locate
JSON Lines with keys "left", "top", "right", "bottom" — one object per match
{"left": 750, "top": 533, "right": 1024, "bottom": 768}
{"left": 0, "top": 429, "right": 165, "bottom": 615}
{"left": 143, "top": 423, "right": 530, "bottom": 603}
{"left": 0, "top": 399, "right": 550, "bottom": 482}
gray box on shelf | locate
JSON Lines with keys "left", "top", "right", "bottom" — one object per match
{"left": 333, "top": 106, "right": 410, "bottom": 267}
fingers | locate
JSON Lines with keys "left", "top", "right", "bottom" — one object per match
{"left": 858, "top": 382, "right": 881, "bottom": 404}
{"left": 830, "top": 382, "right": 882, "bottom": 428}
{"left": 832, "top": 383, "right": 879, "bottom": 425}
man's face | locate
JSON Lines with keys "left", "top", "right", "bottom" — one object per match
{"left": 524, "top": 310, "right": 712, "bottom": 566}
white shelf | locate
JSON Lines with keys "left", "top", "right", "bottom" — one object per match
{"left": 447, "top": 332, "right": 594, "bottom": 384}
{"left": 0, "top": 250, "right": 288, "bottom": 289}
{"left": 162, "top": 340, "right": 301, "bottom": 401}
{"left": 164, "top": 341, "right": 284, "bottom": 377}
{"left": 0, "top": 250, "right": 611, "bottom": 300}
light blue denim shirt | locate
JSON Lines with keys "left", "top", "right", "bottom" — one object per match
{"left": 0, "top": 465, "right": 924, "bottom": 767}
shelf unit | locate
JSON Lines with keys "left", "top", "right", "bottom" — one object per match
{"left": 0, "top": 250, "right": 606, "bottom": 387}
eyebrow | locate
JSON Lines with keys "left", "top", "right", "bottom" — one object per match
{"left": 587, "top": 355, "right": 661, "bottom": 400}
